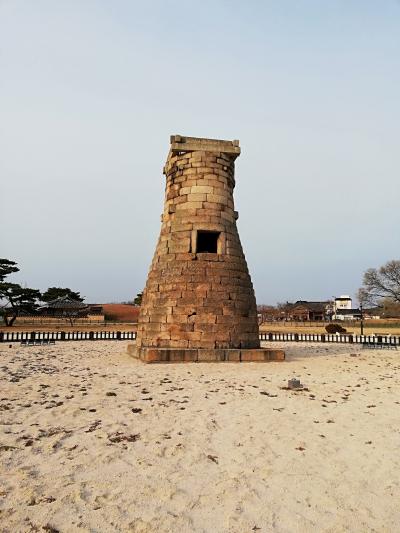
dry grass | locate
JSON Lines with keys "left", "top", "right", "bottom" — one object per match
{"left": 1, "top": 305, "right": 140, "bottom": 333}
{"left": 0, "top": 323, "right": 137, "bottom": 333}
{"left": 260, "top": 321, "right": 400, "bottom": 336}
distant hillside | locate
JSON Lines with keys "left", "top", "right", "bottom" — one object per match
{"left": 102, "top": 304, "right": 140, "bottom": 323}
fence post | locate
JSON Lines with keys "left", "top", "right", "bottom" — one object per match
{"left": 61, "top": 331, "right": 66, "bottom": 341}
{"left": 0, "top": 332, "right": 3, "bottom": 343}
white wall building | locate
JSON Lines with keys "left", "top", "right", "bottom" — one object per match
{"left": 334, "top": 295, "right": 352, "bottom": 311}
{"left": 333, "top": 295, "right": 361, "bottom": 320}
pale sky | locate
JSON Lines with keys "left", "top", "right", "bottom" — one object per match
{"left": 1, "top": 0, "right": 399, "bottom": 304}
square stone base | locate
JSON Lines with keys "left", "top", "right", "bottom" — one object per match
{"left": 128, "top": 345, "right": 285, "bottom": 363}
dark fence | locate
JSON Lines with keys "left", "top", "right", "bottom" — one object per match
{"left": 0, "top": 331, "right": 137, "bottom": 343}
{"left": 259, "top": 332, "right": 400, "bottom": 346}
{"left": 0, "top": 330, "right": 399, "bottom": 346}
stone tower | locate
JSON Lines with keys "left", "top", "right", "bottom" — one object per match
{"left": 132, "top": 135, "right": 284, "bottom": 363}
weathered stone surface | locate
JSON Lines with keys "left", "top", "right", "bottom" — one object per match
{"left": 132, "top": 347, "right": 286, "bottom": 363}
{"left": 134, "top": 135, "right": 284, "bottom": 363}
{"left": 197, "top": 349, "right": 226, "bottom": 362}
{"left": 226, "top": 350, "right": 241, "bottom": 362}
{"left": 170, "top": 135, "right": 241, "bottom": 156}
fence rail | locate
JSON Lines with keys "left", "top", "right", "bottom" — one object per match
{"left": 0, "top": 331, "right": 137, "bottom": 343}
{"left": 1, "top": 330, "right": 399, "bottom": 346}
{"left": 259, "top": 332, "right": 400, "bottom": 346}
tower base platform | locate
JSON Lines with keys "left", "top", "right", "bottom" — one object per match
{"left": 128, "top": 345, "right": 285, "bottom": 363}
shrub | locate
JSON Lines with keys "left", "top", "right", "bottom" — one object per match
{"left": 325, "top": 323, "right": 347, "bottom": 334}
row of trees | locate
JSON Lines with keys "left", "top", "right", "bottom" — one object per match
{"left": 0, "top": 258, "right": 83, "bottom": 326}
{"left": 2, "top": 257, "right": 400, "bottom": 326}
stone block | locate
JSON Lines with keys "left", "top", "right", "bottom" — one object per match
{"left": 155, "top": 331, "right": 172, "bottom": 341}
{"left": 169, "top": 330, "right": 201, "bottom": 341}
{"left": 266, "top": 350, "right": 285, "bottom": 361}
{"left": 197, "top": 166, "right": 217, "bottom": 175}
{"left": 172, "top": 222, "right": 193, "bottom": 232}
{"left": 239, "top": 349, "right": 286, "bottom": 362}
{"left": 226, "top": 350, "right": 241, "bottom": 362}
{"left": 168, "top": 339, "right": 189, "bottom": 348}
{"left": 216, "top": 315, "right": 238, "bottom": 324}
{"left": 197, "top": 223, "right": 227, "bottom": 233}
{"left": 193, "top": 178, "right": 211, "bottom": 186}
{"left": 204, "top": 178, "right": 223, "bottom": 189}
{"left": 197, "top": 349, "right": 226, "bottom": 362}
{"left": 188, "top": 339, "right": 216, "bottom": 349}
{"left": 143, "top": 323, "right": 162, "bottom": 334}
{"left": 191, "top": 185, "right": 214, "bottom": 194}
{"left": 171, "top": 231, "right": 192, "bottom": 243}
{"left": 207, "top": 192, "right": 227, "bottom": 203}
{"left": 240, "top": 349, "right": 266, "bottom": 362}
{"left": 168, "top": 243, "right": 191, "bottom": 254}
{"left": 191, "top": 214, "right": 212, "bottom": 224}
{"left": 221, "top": 211, "right": 235, "bottom": 223}
{"left": 202, "top": 201, "right": 225, "bottom": 211}
{"left": 194, "top": 323, "right": 218, "bottom": 333}
{"left": 194, "top": 314, "right": 217, "bottom": 324}
{"left": 174, "top": 208, "right": 198, "bottom": 217}
{"left": 200, "top": 305, "right": 223, "bottom": 315}
{"left": 176, "top": 201, "right": 203, "bottom": 211}
{"left": 173, "top": 195, "right": 188, "bottom": 205}
{"left": 168, "top": 349, "right": 198, "bottom": 362}
{"left": 182, "top": 178, "right": 198, "bottom": 187}
{"left": 166, "top": 314, "right": 187, "bottom": 324}
{"left": 184, "top": 168, "right": 198, "bottom": 175}
{"left": 169, "top": 321, "right": 193, "bottom": 333}
{"left": 196, "top": 252, "right": 220, "bottom": 262}
{"left": 141, "top": 348, "right": 169, "bottom": 362}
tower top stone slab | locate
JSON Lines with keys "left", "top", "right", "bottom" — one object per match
{"left": 170, "top": 135, "right": 240, "bottom": 157}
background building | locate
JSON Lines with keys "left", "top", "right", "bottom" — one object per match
{"left": 332, "top": 295, "right": 361, "bottom": 321}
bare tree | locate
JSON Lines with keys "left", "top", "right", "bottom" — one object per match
{"left": 257, "top": 304, "right": 276, "bottom": 323}
{"left": 358, "top": 260, "right": 400, "bottom": 307}
{"left": 379, "top": 297, "right": 400, "bottom": 318}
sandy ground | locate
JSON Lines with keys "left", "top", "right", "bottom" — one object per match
{"left": 1, "top": 341, "right": 399, "bottom": 533}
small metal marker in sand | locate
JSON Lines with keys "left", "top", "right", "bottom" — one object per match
{"left": 288, "top": 378, "right": 303, "bottom": 390}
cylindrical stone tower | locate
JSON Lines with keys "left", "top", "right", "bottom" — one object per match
{"left": 133, "top": 135, "right": 284, "bottom": 363}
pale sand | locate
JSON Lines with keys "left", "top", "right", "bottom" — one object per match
{"left": 1, "top": 341, "right": 399, "bottom": 533}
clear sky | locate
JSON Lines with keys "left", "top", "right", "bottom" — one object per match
{"left": 1, "top": 0, "right": 399, "bottom": 305}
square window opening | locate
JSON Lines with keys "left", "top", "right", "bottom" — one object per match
{"left": 196, "top": 231, "right": 220, "bottom": 253}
